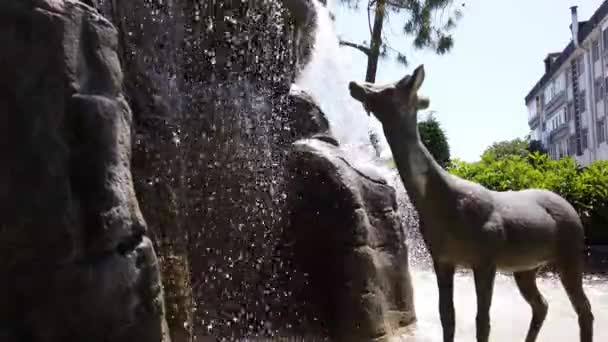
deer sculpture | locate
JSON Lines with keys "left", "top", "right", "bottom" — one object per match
{"left": 348, "top": 65, "right": 594, "bottom": 342}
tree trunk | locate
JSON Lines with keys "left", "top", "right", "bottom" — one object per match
{"left": 366, "top": 0, "right": 386, "bottom": 157}
{"left": 365, "top": 0, "right": 386, "bottom": 83}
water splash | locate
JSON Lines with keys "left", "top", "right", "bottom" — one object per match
{"left": 295, "top": 0, "right": 425, "bottom": 260}
{"left": 295, "top": 0, "right": 387, "bottom": 167}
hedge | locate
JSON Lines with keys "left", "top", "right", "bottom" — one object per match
{"left": 448, "top": 152, "right": 608, "bottom": 244}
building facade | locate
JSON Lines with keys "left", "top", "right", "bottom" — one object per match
{"left": 526, "top": 3, "right": 608, "bottom": 166}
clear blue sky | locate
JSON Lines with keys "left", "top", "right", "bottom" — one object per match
{"left": 332, "top": 0, "right": 605, "bottom": 161}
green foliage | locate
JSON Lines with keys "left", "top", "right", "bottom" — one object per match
{"left": 481, "top": 138, "right": 529, "bottom": 160}
{"left": 418, "top": 114, "right": 450, "bottom": 168}
{"left": 481, "top": 137, "right": 549, "bottom": 161}
{"left": 448, "top": 152, "right": 608, "bottom": 242}
{"left": 338, "top": 0, "right": 464, "bottom": 66}
{"left": 386, "top": 114, "right": 450, "bottom": 168}
{"left": 527, "top": 139, "right": 548, "bottom": 155}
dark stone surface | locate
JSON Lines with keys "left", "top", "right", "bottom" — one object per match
{"left": 283, "top": 95, "right": 416, "bottom": 341}
{"left": 0, "top": 1, "right": 169, "bottom": 341}
{"left": 282, "top": 86, "right": 332, "bottom": 144}
{"left": 280, "top": 0, "right": 318, "bottom": 71}
{"left": 34, "top": 0, "right": 416, "bottom": 340}
{"left": 88, "top": 0, "right": 306, "bottom": 339}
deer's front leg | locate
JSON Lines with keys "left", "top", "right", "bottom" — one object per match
{"left": 474, "top": 264, "right": 496, "bottom": 342}
{"left": 434, "top": 261, "right": 455, "bottom": 342}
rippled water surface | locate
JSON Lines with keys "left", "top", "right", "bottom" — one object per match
{"left": 393, "top": 268, "right": 608, "bottom": 341}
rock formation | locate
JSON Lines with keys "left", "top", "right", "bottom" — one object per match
{"left": 282, "top": 92, "right": 416, "bottom": 341}
{"left": 87, "top": 0, "right": 306, "bottom": 339}
{"left": 0, "top": 0, "right": 417, "bottom": 341}
{"left": 0, "top": 1, "right": 169, "bottom": 341}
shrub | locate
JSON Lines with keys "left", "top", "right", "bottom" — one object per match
{"left": 448, "top": 153, "right": 608, "bottom": 244}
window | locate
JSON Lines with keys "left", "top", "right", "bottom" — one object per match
{"left": 554, "top": 144, "right": 559, "bottom": 159}
{"left": 593, "top": 41, "right": 600, "bottom": 61}
{"left": 596, "top": 78, "right": 604, "bottom": 102}
{"left": 555, "top": 73, "right": 565, "bottom": 93}
{"left": 598, "top": 120, "right": 606, "bottom": 144}
{"left": 578, "top": 56, "right": 585, "bottom": 74}
{"left": 559, "top": 140, "right": 567, "bottom": 158}
{"left": 603, "top": 28, "right": 608, "bottom": 51}
{"left": 567, "top": 101, "right": 574, "bottom": 121}
{"left": 579, "top": 90, "right": 586, "bottom": 112}
{"left": 544, "top": 74, "right": 566, "bottom": 104}
{"left": 568, "top": 137, "right": 576, "bottom": 156}
{"left": 527, "top": 101, "right": 537, "bottom": 120}
{"left": 582, "top": 129, "right": 589, "bottom": 150}
{"left": 544, "top": 86, "right": 552, "bottom": 104}
{"left": 548, "top": 108, "right": 567, "bottom": 131}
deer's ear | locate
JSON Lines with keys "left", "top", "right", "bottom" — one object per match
{"left": 412, "top": 64, "right": 425, "bottom": 90}
{"left": 396, "top": 74, "right": 411, "bottom": 90}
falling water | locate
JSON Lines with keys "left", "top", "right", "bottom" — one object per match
{"left": 295, "top": 0, "right": 390, "bottom": 167}
{"left": 299, "top": 1, "right": 608, "bottom": 341}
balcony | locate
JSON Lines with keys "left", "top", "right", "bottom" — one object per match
{"left": 544, "top": 90, "right": 566, "bottom": 114}
{"left": 528, "top": 113, "right": 540, "bottom": 128}
{"left": 548, "top": 122, "right": 570, "bottom": 143}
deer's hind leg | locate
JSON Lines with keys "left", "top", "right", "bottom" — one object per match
{"left": 514, "top": 269, "right": 547, "bottom": 342}
{"left": 557, "top": 255, "right": 594, "bottom": 342}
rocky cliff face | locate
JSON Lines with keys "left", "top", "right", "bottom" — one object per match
{"left": 0, "top": 1, "right": 169, "bottom": 341}
{"left": 87, "top": 0, "right": 309, "bottom": 339}
{"left": 1, "top": 0, "right": 417, "bottom": 341}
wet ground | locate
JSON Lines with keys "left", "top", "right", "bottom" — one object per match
{"left": 395, "top": 267, "right": 608, "bottom": 341}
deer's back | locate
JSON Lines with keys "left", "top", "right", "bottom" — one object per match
{"left": 428, "top": 177, "right": 584, "bottom": 270}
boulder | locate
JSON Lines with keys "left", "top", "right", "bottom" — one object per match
{"left": 0, "top": 1, "right": 169, "bottom": 341}
{"left": 281, "top": 86, "right": 332, "bottom": 144}
{"left": 283, "top": 94, "right": 416, "bottom": 341}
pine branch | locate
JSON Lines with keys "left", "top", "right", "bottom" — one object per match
{"left": 339, "top": 40, "right": 371, "bottom": 55}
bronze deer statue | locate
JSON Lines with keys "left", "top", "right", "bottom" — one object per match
{"left": 348, "top": 65, "right": 594, "bottom": 342}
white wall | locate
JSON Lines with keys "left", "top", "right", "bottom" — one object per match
{"left": 576, "top": 149, "right": 593, "bottom": 166}
{"left": 597, "top": 142, "right": 608, "bottom": 160}
{"left": 527, "top": 100, "right": 537, "bottom": 121}
{"left": 597, "top": 99, "right": 605, "bottom": 118}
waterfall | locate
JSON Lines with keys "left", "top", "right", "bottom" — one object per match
{"left": 294, "top": 0, "right": 431, "bottom": 267}
{"left": 295, "top": 0, "right": 391, "bottom": 167}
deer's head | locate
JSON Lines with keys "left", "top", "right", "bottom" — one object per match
{"left": 349, "top": 65, "right": 430, "bottom": 126}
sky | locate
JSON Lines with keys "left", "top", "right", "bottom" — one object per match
{"left": 331, "top": 0, "right": 605, "bottom": 162}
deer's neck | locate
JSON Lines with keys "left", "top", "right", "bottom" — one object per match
{"left": 383, "top": 117, "right": 450, "bottom": 214}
